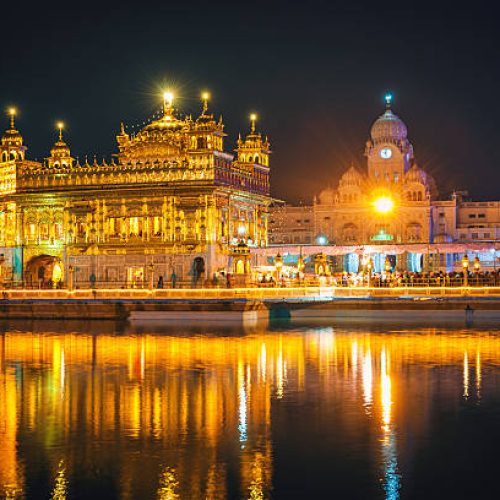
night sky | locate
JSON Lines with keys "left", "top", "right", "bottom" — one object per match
{"left": 1, "top": 1, "right": 499, "bottom": 202}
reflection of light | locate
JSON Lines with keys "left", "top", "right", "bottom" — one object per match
{"left": 157, "top": 466, "right": 179, "bottom": 500}
{"left": 52, "top": 262, "right": 62, "bottom": 283}
{"left": 238, "top": 362, "right": 247, "bottom": 443}
{"left": 463, "top": 351, "right": 469, "bottom": 398}
{"left": 276, "top": 345, "right": 284, "bottom": 399}
{"left": 380, "top": 348, "right": 400, "bottom": 499}
{"left": 381, "top": 349, "right": 391, "bottom": 428}
{"left": 51, "top": 459, "right": 68, "bottom": 500}
{"left": 362, "top": 348, "right": 373, "bottom": 412}
{"left": 476, "top": 350, "right": 481, "bottom": 398}
{"left": 260, "top": 343, "right": 267, "bottom": 381}
{"left": 351, "top": 341, "right": 358, "bottom": 379}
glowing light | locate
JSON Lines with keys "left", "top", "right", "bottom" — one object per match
{"left": 57, "top": 121, "right": 64, "bottom": 130}
{"left": 163, "top": 91, "right": 174, "bottom": 106}
{"left": 250, "top": 113, "right": 257, "bottom": 122}
{"left": 52, "top": 262, "right": 62, "bottom": 283}
{"left": 373, "top": 196, "right": 394, "bottom": 214}
{"left": 8, "top": 107, "right": 16, "bottom": 116}
{"left": 202, "top": 92, "right": 210, "bottom": 101}
{"left": 385, "top": 92, "right": 393, "bottom": 105}
{"left": 316, "top": 234, "right": 328, "bottom": 245}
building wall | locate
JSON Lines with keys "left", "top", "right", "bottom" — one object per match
{"left": 268, "top": 205, "right": 314, "bottom": 245}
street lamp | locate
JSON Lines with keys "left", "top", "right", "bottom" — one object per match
{"left": 275, "top": 253, "right": 283, "bottom": 286}
{"left": 462, "top": 253, "right": 469, "bottom": 287}
{"left": 474, "top": 256, "right": 480, "bottom": 286}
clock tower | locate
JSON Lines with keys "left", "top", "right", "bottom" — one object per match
{"left": 365, "top": 94, "right": 413, "bottom": 184}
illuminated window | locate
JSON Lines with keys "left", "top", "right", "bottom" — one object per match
{"left": 40, "top": 223, "right": 49, "bottom": 240}
{"left": 153, "top": 216, "right": 161, "bottom": 236}
{"left": 54, "top": 223, "right": 63, "bottom": 240}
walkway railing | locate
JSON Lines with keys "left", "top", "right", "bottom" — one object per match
{"left": 2, "top": 286, "right": 500, "bottom": 301}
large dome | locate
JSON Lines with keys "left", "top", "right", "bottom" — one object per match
{"left": 370, "top": 109, "right": 407, "bottom": 142}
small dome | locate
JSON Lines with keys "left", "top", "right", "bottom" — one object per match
{"left": 370, "top": 109, "right": 407, "bottom": 142}
{"left": 318, "top": 187, "right": 335, "bottom": 205}
{"left": 405, "top": 164, "right": 428, "bottom": 185}
{"left": 340, "top": 165, "right": 363, "bottom": 186}
{"left": 50, "top": 139, "right": 71, "bottom": 158}
{"left": 1, "top": 127, "right": 23, "bottom": 147}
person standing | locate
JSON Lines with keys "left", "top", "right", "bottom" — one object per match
{"left": 157, "top": 275, "right": 164, "bottom": 289}
{"left": 170, "top": 270, "right": 177, "bottom": 289}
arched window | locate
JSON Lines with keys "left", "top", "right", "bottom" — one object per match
{"left": 417, "top": 191, "right": 423, "bottom": 201}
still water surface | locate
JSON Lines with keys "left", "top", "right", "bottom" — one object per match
{"left": 0, "top": 319, "right": 499, "bottom": 499}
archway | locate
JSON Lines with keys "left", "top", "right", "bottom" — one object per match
{"left": 25, "top": 255, "right": 62, "bottom": 288}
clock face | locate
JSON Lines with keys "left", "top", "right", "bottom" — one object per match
{"left": 380, "top": 147, "right": 392, "bottom": 159}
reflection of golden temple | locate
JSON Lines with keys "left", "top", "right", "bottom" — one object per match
{"left": 0, "top": 329, "right": 499, "bottom": 497}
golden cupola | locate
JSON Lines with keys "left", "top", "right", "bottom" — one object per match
{"left": 1, "top": 108, "right": 27, "bottom": 162}
{"left": 189, "top": 92, "right": 226, "bottom": 151}
{"left": 47, "top": 122, "right": 73, "bottom": 168}
{"left": 236, "top": 113, "right": 271, "bottom": 167}
{"left": 116, "top": 91, "right": 190, "bottom": 164}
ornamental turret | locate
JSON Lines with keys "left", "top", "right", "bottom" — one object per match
{"left": 189, "top": 92, "right": 226, "bottom": 152}
{"left": 47, "top": 122, "right": 74, "bottom": 168}
{"left": 1, "top": 108, "right": 27, "bottom": 163}
{"left": 235, "top": 113, "right": 271, "bottom": 167}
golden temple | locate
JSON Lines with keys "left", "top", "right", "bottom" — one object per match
{"left": 0, "top": 93, "right": 271, "bottom": 287}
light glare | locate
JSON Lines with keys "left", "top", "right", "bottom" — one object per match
{"left": 374, "top": 196, "right": 394, "bottom": 214}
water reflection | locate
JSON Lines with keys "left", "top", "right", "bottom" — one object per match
{"left": 0, "top": 323, "right": 499, "bottom": 499}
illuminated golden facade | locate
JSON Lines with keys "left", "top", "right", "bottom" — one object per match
{"left": 0, "top": 96, "right": 271, "bottom": 286}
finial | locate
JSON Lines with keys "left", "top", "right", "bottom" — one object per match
{"left": 57, "top": 121, "right": 64, "bottom": 141}
{"left": 8, "top": 107, "right": 16, "bottom": 129}
{"left": 120, "top": 122, "right": 126, "bottom": 134}
{"left": 250, "top": 113, "right": 257, "bottom": 134}
{"left": 384, "top": 92, "right": 393, "bottom": 110}
{"left": 201, "top": 91, "right": 210, "bottom": 114}
{"left": 163, "top": 91, "right": 174, "bottom": 114}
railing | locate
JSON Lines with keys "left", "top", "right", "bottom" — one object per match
{"left": 1, "top": 286, "right": 500, "bottom": 301}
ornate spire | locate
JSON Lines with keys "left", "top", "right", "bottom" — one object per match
{"left": 57, "top": 121, "right": 64, "bottom": 141}
{"left": 163, "top": 91, "right": 174, "bottom": 115}
{"left": 384, "top": 92, "right": 393, "bottom": 111}
{"left": 250, "top": 113, "right": 257, "bottom": 134}
{"left": 201, "top": 92, "right": 210, "bottom": 115}
{"left": 8, "top": 107, "right": 16, "bottom": 129}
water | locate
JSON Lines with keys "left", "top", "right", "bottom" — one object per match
{"left": 0, "top": 319, "right": 499, "bottom": 499}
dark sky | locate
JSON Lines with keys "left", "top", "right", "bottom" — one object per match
{"left": 1, "top": 0, "right": 499, "bottom": 202}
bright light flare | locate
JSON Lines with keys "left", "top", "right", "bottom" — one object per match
{"left": 57, "top": 121, "right": 64, "bottom": 130}
{"left": 373, "top": 196, "right": 394, "bottom": 214}
{"left": 8, "top": 107, "right": 16, "bottom": 116}
{"left": 163, "top": 91, "right": 174, "bottom": 106}
{"left": 201, "top": 91, "right": 210, "bottom": 101}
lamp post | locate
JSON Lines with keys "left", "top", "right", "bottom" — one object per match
{"left": 275, "top": 253, "right": 283, "bottom": 287}
{"left": 462, "top": 253, "right": 469, "bottom": 287}
{"left": 68, "top": 265, "right": 74, "bottom": 291}
{"left": 148, "top": 262, "right": 154, "bottom": 290}
{"left": 473, "top": 256, "right": 480, "bottom": 286}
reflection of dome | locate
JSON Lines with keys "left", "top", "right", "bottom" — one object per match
{"left": 370, "top": 109, "right": 407, "bottom": 142}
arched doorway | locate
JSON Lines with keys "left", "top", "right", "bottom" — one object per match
{"left": 191, "top": 257, "right": 205, "bottom": 287}
{"left": 25, "top": 255, "right": 63, "bottom": 288}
